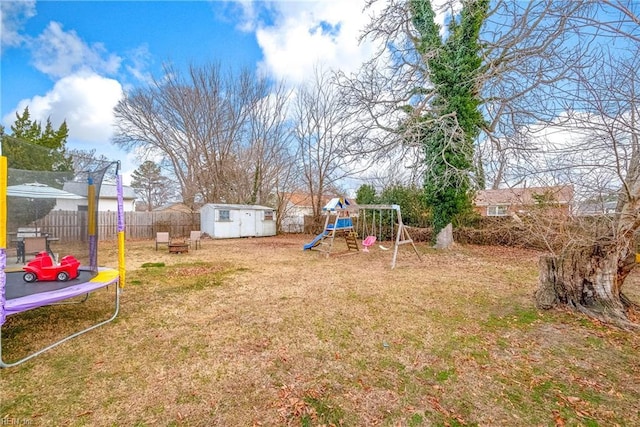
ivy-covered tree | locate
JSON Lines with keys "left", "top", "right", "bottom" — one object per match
{"left": 379, "top": 184, "right": 429, "bottom": 228}
{"left": 410, "top": 0, "right": 488, "bottom": 240}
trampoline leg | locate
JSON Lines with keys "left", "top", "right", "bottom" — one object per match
{"left": 0, "top": 285, "right": 120, "bottom": 368}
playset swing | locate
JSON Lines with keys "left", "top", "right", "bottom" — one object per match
{"left": 359, "top": 206, "right": 395, "bottom": 248}
{"left": 303, "top": 198, "right": 422, "bottom": 268}
{"left": 356, "top": 204, "right": 422, "bottom": 268}
{"left": 359, "top": 209, "right": 380, "bottom": 252}
{"left": 362, "top": 235, "right": 377, "bottom": 252}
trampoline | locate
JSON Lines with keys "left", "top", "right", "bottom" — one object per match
{"left": 4, "top": 268, "right": 118, "bottom": 316}
{"left": 1, "top": 137, "right": 126, "bottom": 368}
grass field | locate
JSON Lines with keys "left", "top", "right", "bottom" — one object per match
{"left": 2, "top": 235, "right": 639, "bottom": 426}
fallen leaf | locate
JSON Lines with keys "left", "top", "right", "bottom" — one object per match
{"left": 553, "top": 410, "right": 565, "bottom": 427}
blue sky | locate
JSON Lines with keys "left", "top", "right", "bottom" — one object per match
{"left": 1, "top": 0, "right": 379, "bottom": 182}
{"left": 2, "top": 1, "right": 263, "bottom": 109}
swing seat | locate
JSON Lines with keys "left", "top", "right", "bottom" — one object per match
{"left": 362, "top": 235, "right": 377, "bottom": 252}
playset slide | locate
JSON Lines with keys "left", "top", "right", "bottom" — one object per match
{"left": 303, "top": 231, "right": 328, "bottom": 250}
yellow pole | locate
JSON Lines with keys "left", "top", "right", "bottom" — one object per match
{"left": 116, "top": 171, "right": 125, "bottom": 288}
{"left": 0, "top": 156, "right": 6, "bottom": 248}
{"left": 118, "top": 231, "right": 125, "bottom": 288}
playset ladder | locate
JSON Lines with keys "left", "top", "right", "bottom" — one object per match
{"left": 345, "top": 231, "right": 359, "bottom": 251}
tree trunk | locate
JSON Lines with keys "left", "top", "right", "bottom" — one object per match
{"left": 535, "top": 244, "right": 639, "bottom": 329}
{"left": 433, "top": 223, "right": 454, "bottom": 249}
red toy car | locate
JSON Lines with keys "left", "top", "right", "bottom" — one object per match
{"left": 22, "top": 251, "right": 81, "bottom": 283}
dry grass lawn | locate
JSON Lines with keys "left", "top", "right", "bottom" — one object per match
{"left": 2, "top": 234, "right": 640, "bottom": 426}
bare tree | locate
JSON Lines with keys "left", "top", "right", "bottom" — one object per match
{"left": 68, "top": 148, "right": 112, "bottom": 177}
{"left": 532, "top": 46, "right": 640, "bottom": 327}
{"left": 244, "top": 81, "right": 301, "bottom": 234}
{"left": 480, "top": 0, "right": 640, "bottom": 326}
{"left": 113, "top": 63, "right": 292, "bottom": 208}
{"left": 342, "top": 0, "right": 640, "bottom": 326}
{"left": 293, "top": 66, "right": 360, "bottom": 217}
{"left": 236, "top": 80, "right": 295, "bottom": 206}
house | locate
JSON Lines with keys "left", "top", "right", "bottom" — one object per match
{"left": 575, "top": 199, "right": 618, "bottom": 216}
{"left": 55, "top": 182, "right": 137, "bottom": 212}
{"left": 474, "top": 185, "right": 574, "bottom": 217}
{"left": 199, "top": 203, "right": 276, "bottom": 238}
{"left": 279, "top": 192, "right": 333, "bottom": 233}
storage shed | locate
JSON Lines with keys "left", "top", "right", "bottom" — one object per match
{"left": 200, "top": 204, "right": 276, "bottom": 239}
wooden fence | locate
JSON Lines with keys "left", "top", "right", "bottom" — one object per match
{"left": 35, "top": 211, "right": 200, "bottom": 242}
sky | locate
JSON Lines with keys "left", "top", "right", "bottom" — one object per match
{"left": 0, "top": 0, "right": 380, "bottom": 183}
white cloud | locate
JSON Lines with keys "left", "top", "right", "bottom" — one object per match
{"left": 29, "top": 21, "right": 121, "bottom": 78}
{"left": 2, "top": 9, "right": 149, "bottom": 178}
{"left": 250, "top": 0, "right": 379, "bottom": 84}
{"left": 245, "top": 0, "right": 458, "bottom": 85}
{"left": 224, "top": 0, "right": 265, "bottom": 32}
{"left": 3, "top": 72, "right": 123, "bottom": 145}
{"left": 0, "top": 0, "right": 36, "bottom": 54}
{"left": 123, "top": 44, "right": 155, "bottom": 86}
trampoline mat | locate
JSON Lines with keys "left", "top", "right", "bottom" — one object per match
{"left": 5, "top": 269, "right": 99, "bottom": 300}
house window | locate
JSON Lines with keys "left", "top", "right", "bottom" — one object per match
{"left": 487, "top": 205, "right": 508, "bottom": 216}
{"left": 264, "top": 210, "right": 274, "bottom": 221}
{"left": 218, "top": 209, "right": 230, "bottom": 221}
{"left": 77, "top": 205, "right": 88, "bottom": 212}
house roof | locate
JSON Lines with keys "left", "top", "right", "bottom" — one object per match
{"left": 63, "top": 181, "right": 137, "bottom": 199}
{"left": 285, "top": 192, "right": 333, "bottom": 207}
{"left": 153, "top": 202, "right": 195, "bottom": 213}
{"left": 475, "top": 185, "right": 574, "bottom": 207}
{"left": 7, "top": 182, "right": 85, "bottom": 199}
{"left": 201, "top": 203, "right": 274, "bottom": 211}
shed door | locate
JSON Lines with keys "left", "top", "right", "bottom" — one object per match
{"left": 240, "top": 210, "right": 257, "bottom": 237}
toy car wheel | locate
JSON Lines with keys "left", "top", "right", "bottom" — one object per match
{"left": 23, "top": 272, "right": 37, "bottom": 282}
{"left": 57, "top": 271, "right": 70, "bottom": 282}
